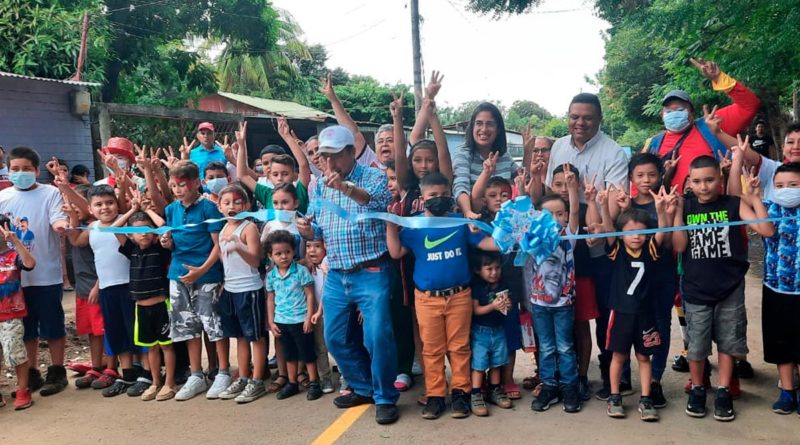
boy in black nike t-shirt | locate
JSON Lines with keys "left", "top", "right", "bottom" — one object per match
{"left": 673, "top": 156, "right": 775, "bottom": 422}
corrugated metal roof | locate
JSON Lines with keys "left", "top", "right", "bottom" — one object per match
{"left": 217, "top": 91, "right": 332, "bottom": 121}
{"left": 0, "top": 71, "right": 100, "bottom": 87}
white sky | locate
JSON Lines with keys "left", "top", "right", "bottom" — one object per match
{"left": 272, "top": 0, "right": 609, "bottom": 116}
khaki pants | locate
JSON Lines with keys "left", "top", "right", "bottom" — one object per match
{"left": 414, "top": 287, "right": 472, "bottom": 396}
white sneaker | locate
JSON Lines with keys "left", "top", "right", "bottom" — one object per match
{"left": 220, "top": 378, "right": 248, "bottom": 400}
{"left": 175, "top": 375, "right": 208, "bottom": 401}
{"left": 235, "top": 380, "right": 266, "bottom": 404}
{"left": 206, "top": 373, "right": 232, "bottom": 399}
{"left": 321, "top": 377, "right": 335, "bottom": 394}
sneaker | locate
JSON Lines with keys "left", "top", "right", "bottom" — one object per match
{"left": 12, "top": 367, "right": 45, "bottom": 398}
{"left": 333, "top": 392, "right": 374, "bottom": 408}
{"left": 235, "top": 380, "right": 267, "bottom": 404}
{"left": 772, "top": 389, "right": 797, "bottom": 415}
{"left": 206, "top": 373, "right": 231, "bottom": 400}
{"left": 220, "top": 378, "right": 249, "bottom": 400}
{"left": 102, "top": 379, "right": 133, "bottom": 397}
{"left": 394, "top": 373, "right": 412, "bottom": 391}
{"left": 639, "top": 396, "right": 659, "bottom": 421}
{"left": 487, "top": 386, "right": 512, "bottom": 409}
{"left": 471, "top": 392, "right": 488, "bottom": 417}
{"left": 562, "top": 384, "right": 581, "bottom": 413}
{"left": 91, "top": 369, "right": 119, "bottom": 390}
{"left": 40, "top": 365, "right": 68, "bottom": 396}
{"left": 672, "top": 353, "right": 690, "bottom": 372}
{"left": 450, "top": 390, "right": 471, "bottom": 419}
{"left": 276, "top": 383, "right": 300, "bottom": 400}
{"left": 13, "top": 388, "right": 32, "bottom": 410}
{"left": 127, "top": 377, "right": 152, "bottom": 397}
{"left": 729, "top": 376, "right": 742, "bottom": 399}
{"left": 714, "top": 387, "right": 735, "bottom": 422}
{"left": 650, "top": 381, "right": 667, "bottom": 408}
{"left": 595, "top": 383, "right": 611, "bottom": 401}
{"left": 141, "top": 385, "right": 159, "bottom": 401}
{"left": 422, "top": 396, "right": 446, "bottom": 419}
{"left": 734, "top": 360, "right": 754, "bottom": 379}
{"left": 75, "top": 369, "right": 102, "bottom": 389}
{"left": 578, "top": 376, "right": 591, "bottom": 402}
{"left": 531, "top": 385, "right": 560, "bottom": 411}
{"left": 685, "top": 386, "right": 707, "bottom": 418}
{"left": 411, "top": 357, "right": 423, "bottom": 376}
{"left": 307, "top": 382, "right": 323, "bottom": 401}
{"left": 175, "top": 375, "right": 208, "bottom": 401}
{"left": 320, "top": 377, "right": 335, "bottom": 394}
{"left": 376, "top": 403, "right": 400, "bottom": 424}
{"left": 619, "top": 380, "right": 635, "bottom": 396}
{"left": 684, "top": 375, "right": 712, "bottom": 394}
{"left": 606, "top": 394, "right": 625, "bottom": 418}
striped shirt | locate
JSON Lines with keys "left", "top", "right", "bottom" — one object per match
{"left": 452, "top": 144, "right": 519, "bottom": 198}
{"left": 309, "top": 163, "right": 392, "bottom": 270}
{"left": 119, "top": 240, "right": 170, "bottom": 301}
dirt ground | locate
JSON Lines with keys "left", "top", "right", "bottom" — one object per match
{"left": 1, "top": 269, "right": 798, "bottom": 444}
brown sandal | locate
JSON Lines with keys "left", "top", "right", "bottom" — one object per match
{"left": 268, "top": 375, "right": 288, "bottom": 393}
{"left": 297, "top": 372, "right": 310, "bottom": 389}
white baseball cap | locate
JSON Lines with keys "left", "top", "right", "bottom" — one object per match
{"left": 318, "top": 125, "right": 356, "bottom": 154}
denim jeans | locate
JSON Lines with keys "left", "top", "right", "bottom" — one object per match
{"left": 323, "top": 263, "right": 399, "bottom": 405}
{"left": 532, "top": 304, "right": 578, "bottom": 387}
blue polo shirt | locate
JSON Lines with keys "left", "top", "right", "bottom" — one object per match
{"left": 190, "top": 144, "right": 227, "bottom": 175}
{"left": 165, "top": 197, "right": 224, "bottom": 284}
{"left": 398, "top": 221, "right": 486, "bottom": 291}
{"left": 266, "top": 262, "right": 314, "bottom": 324}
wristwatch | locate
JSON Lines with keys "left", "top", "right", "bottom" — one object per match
{"left": 343, "top": 181, "right": 355, "bottom": 197}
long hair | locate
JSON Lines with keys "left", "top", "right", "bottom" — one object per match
{"left": 464, "top": 102, "right": 507, "bottom": 156}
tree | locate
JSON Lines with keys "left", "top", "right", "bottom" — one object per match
{"left": 309, "top": 76, "right": 414, "bottom": 124}
{"left": 466, "top": 0, "right": 542, "bottom": 16}
{"left": 505, "top": 99, "right": 553, "bottom": 131}
{"left": 542, "top": 117, "right": 569, "bottom": 138}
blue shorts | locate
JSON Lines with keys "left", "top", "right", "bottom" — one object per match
{"left": 22, "top": 284, "right": 66, "bottom": 341}
{"left": 99, "top": 284, "right": 136, "bottom": 355}
{"left": 215, "top": 289, "right": 266, "bottom": 342}
{"left": 470, "top": 324, "right": 508, "bottom": 372}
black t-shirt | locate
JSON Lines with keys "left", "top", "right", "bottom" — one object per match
{"left": 607, "top": 237, "right": 660, "bottom": 314}
{"left": 681, "top": 195, "right": 749, "bottom": 305}
{"left": 573, "top": 203, "right": 591, "bottom": 277}
{"left": 119, "top": 240, "right": 171, "bottom": 301}
{"left": 750, "top": 134, "right": 774, "bottom": 158}
{"left": 631, "top": 200, "right": 678, "bottom": 283}
{"left": 471, "top": 277, "right": 509, "bottom": 327}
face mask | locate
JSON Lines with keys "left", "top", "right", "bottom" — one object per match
{"left": 206, "top": 177, "right": 228, "bottom": 195}
{"left": 10, "top": 171, "right": 36, "bottom": 190}
{"left": 274, "top": 209, "right": 296, "bottom": 223}
{"left": 663, "top": 109, "right": 691, "bottom": 133}
{"left": 424, "top": 196, "right": 454, "bottom": 216}
{"left": 772, "top": 187, "right": 800, "bottom": 208}
{"left": 114, "top": 156, "right": 129, "bottom": 171}
{"left": 254, "top": 165, "right": 264, "bottom": 173}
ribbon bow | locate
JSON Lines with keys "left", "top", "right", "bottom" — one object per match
{"left": 491, "top": 196, "right": 561, "bottom": 266}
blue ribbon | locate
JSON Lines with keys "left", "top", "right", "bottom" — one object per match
{"left": 79, "top": 210, "right": 278, "bottom": 235}
{"left": 491, "top": 196, "right": 561, "bottom": 266}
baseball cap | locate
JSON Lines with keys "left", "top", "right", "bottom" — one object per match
{"left": 102, "top": 137, "right": 135, "bottom": 164}
{"left": 317, "top": 125, "right": 355, "bottom": 154}
{"left": 661, "top": 90, "right": 693, "bottom": 107}
{"left": 197, "top": 122, "right": 215, "bottom": 132}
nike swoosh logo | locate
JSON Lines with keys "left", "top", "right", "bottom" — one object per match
{"left": 424, "top": 231, "right": 458, "bottom": 249}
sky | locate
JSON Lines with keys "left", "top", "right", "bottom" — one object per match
{"left": 272, "top": 0, "right": 610, "bottom": 116}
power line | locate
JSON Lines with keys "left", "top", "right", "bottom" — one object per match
{"left": 105, "top": 0, "right": 175, "bottom": 14}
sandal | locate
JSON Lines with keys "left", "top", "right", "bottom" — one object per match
{"left": 297, "top": 372, "right": 310, "bottom": 389}
{"left": 504, "top": 383, "right": 521, "bottom": 400}
{"left": 67, "top": 361, "right": 92, "bottom": 376}
{"left": 522, "top": 374, "right": 540, "bottom": 390}
{"left": 156, "top": 386, "right": 176, "bottom": 401}
{"left": 268, "top": 375, "right": 288, "bottom": 393}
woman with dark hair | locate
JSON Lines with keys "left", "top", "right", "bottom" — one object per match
{"left": 452, "top": 102, "right": 518, "bottom": 219}
{"left": 70, "top": 164, "right": 91, "bottom": 186}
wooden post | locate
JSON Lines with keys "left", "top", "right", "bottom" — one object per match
{"left": 410, "top": 0, "right": 423, "bottom": 113}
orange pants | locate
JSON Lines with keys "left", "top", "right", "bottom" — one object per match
{"left": 414, "top": 287, "right": 472, "bottom": 396}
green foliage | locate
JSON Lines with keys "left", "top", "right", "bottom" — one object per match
{"left": 542, "top": 117, "right": 569, "bottom": 138}
{"left": 466, "top": 0, "right": 542, "bottom": 16}
{"left": 505, "top": 99, "right": 552, "bottom": 131}
{"left": 310, "top": 76, "right": 414, "bottom": 124}
{"left": 617, "top": 126, "right": 657, "bottom": 151}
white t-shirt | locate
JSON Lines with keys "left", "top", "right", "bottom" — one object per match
{"left": 758, "top": 156, "right": 780, "bottom": 202}
{"left": 0, "top": 184, "right": 67, "bottom": 287}
{"left": 89, "top": 220, "right": 130, "bottom": 289}
{"left": 356, "top": 145, "right": 386, "bottom": 170}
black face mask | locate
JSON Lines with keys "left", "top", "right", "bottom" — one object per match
{"left": 424, "top": 196, "right": 455, "bottom": 216}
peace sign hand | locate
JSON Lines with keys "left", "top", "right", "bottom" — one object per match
{"left": 425, "top": 70, "right": 444, "bottom": 99}
{"left": 702, "top": 104, "right": 723, "bottom": 134}
{"left": 563, "top": 163, "right": 579, "bottom": 193}
{"left": 389, "top": 91, "right": 404, "bottom": 120}
{"left": 277, "top": 116, "right": 292, "bottom": 140}
{"left": 664, "top": 149, "right": 682, "bottom": 175}
{"left": 134, "top": 144, "right": 151, "bottom": 171}
{"left": 743, "top": 165, "right": 762, "bottom": 201}
{"left": 611, "top": 183, "right": 630, "bottom": 210}
{"left": 690, "top": 58, "right": 721, "bottom": 82}
{"left": 730, "top": 134, "right": 750, "bottom": 161}
{"left": 320, "top": 72, "right": 335, "bottom": 100}
{"left": 179, "top": 137, "right": 192, "bottom": 160}
{"left": 583, "top": 174, "right": 598, "bottom": 202}
{"left": 0, "top": 222, "right": 19, "bottom": 245}
{"left": 483, "top": 152, "right": 499, "bottom": 174}
{"left": 235, "top": 121, "right": 248, "bottom": 146}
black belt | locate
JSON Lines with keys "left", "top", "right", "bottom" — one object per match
{"left": 418, "top": 285, "right": 468, "bottom": 297}
{"left": 340, "top": 253, "right": 389, "bottom": 273}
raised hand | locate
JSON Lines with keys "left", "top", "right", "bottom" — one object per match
{"left": 389, "top": 91, "right": 404, "bottom": 120}
{"left": 235, "top": 120, "right": 248, "bottom": 145}
{"left": 46, "top": 157, "right": 62, "bottom": 177}
{"left": 563, "top": 163, "right": 579, "bottom": 193}
{"left": 0, "top": 222, "right": 19, "bottom": 245}
{"left": 483, "top": 152, "right": 499, "bottom": 175}
{"left": 703, "top": 104, "right": 723, "bottom": 134}
{"left": 98, "top": 149, "right": 123, "bottom": 176}
{"left": 149, "top": 147, "right": 163, "bottom": 171}
{"left": 324, "top": 171, "right": 344, "bottom": 192}
{"left": 743, "top": 165, "right": 762, "bottom": 201}
{"left": 649, "top": 185, "right": 669, "bottom": 213}
{"left": 425, "top": 70, "right": 444, "bottom": 99}
{"left": 664, "top": 149, "right": 682, "bottom": 176}
{"left": 583, "top": 174, "right": 599, "bottom": 202}
{"left": 690, "top": 58, "right": 721, "bottom": 82}
{"left": 719, "top": 149, "right": 733, "bottom": 174}
{"left": 730, "top": 134, "right": 750, "bottom": 161}
{"left": 179, "top": 137, "right": 192, "bottom": 160}
{"left": 598, "top": 185, "right": 610, "bottom": 209}
{"left": 320, "top": 72, "right": 335, "bottom": 100}
{"left": 522, "top": 125, "right": 536, "bottom": 152}
{"left": 665, "top": 184, "right": 680, "bottom": 217}
{"left": 134, "top": 144, "right": 151, "bottom": 171}
{"left": 277, "top": 116, "right": 292, "bottom": 140}
{"left": 161, "top": 146, "right": 179, "bottom": 170}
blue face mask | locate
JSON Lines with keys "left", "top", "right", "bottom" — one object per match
{"left": 206, "top": 177, "right": 228, "bottom": 195}
{"left": 663, "top": 109, "right": 691, "bottom": 133}
{"left": 10, "top": 171, "right": 36, "bottom": 190}
{"left": 274, "top": 209, "right": 296, "bottom": 223}
{"left": 772, "top": 187, "right": 800, "bottom": 208}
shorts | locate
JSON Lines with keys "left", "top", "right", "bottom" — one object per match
{"left": 276, "top": 322, "right": 316, "bottom": 363}
{"left": 0, "top": 318, "right": 27, "bottom": 367}
{"left": 99, "top": 284, "right": 136, "bottom": 355}
{"left": 169, "top": 281, "right": 223, "bottom": 342}
{"left": 606, "top": 310, "right": 661, "bottom": 356}
{"left": 762, "top": 285, "right": 800, "bottom": 364}
{"left": 684, "top": 280, "right": 748, "bottom": 361}
{"left": 215, "top": 288, "right": 266, "bottom": 342}
{"left": 470, "top": 324, "right": 508, "bottom": 371}
{"left": 75, "top": 296, "right": 104, "bottom": 336}
{"left": 135, "top": 300, "right": 172, "bottom": 347}
{"left": 22, "top": 284, "right": 65, "bottom": 341}
{"left": 574, "top": 276, "right": 599, "bottom": 322}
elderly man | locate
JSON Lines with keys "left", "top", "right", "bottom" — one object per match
{"left": 297, "top": 125, "right": 399, "bottom": 424}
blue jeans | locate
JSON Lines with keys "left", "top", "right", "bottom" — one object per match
{"left": 323, "top": 263, "right": 399, "bottom": 405}
{"left": 651, "top": 278, "right": 677, "bottom": 381}
{"left": 532, "top": 305, "right": 578, "bottom": 387}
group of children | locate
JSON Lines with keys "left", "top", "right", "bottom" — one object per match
{"left": 0, "top": 94, "right": 799, "bottom": 429}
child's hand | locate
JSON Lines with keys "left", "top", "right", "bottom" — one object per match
{"left": 583, "top": 174, "right": 598, "bottom": 203}
{"left": 730, "top": 134, "right": 750, "bottom": 161}
{"left": 134, "top": 144, "right": 150, "bottom": 171}
{"left": 277, "top": 116, "right": 292, "bottom": 140}
{"left": 514, "top": 168, "right": 526, "bottom": 193}
{"left": 650, "top": 185, "right": 669, "bottom": 214}
{"left": 311, "top": 312, "right": 320, "bottom": 325}
{"left": 491, "top": 296, "right": 506, "bottom": 312}
{"left": 269, "top": 322, "right": 282, "bottom": 337}
{"left": 161, "top": 146, "right": 179, "bottom": 170}
{"left": 612, "top": 184, "right": 630, "bottom": 211}
{"left": 303, "top": 318, "right": 312, "bottom": 334}
{"left": 235, "top": 120, "right": 248, "bottom": 146}
{"left": 88, "top": 286, "right": 99, "bottom": 305}
{"left": 179, "top": 137, "right": 193, "bottom": 159}
{"left": 46, "top": 156, "right": 62, "bottom": 177}
{"left": 179, "top": 264, "right": 204, "bottom": 285}
{"left": 0, "top": 222, "right": 19, "bottom": 245}
{"left": 483, "top": 152, "right": 498, "bottom": 175}
{"left": 597, "top": 186, "right": 610, "bottom": 208}
{"left": 425, "top": 70, "right": 443, "bottom": 99}
{"left": 702, "top": 104, "right": 723, "bottom": 134}
{"left": 389, "top": 91, "right": 404, "bottom": 120}
{"left": 744, "top": 165, "right": 762, "bottom": 201}
{"left": 160, "top": 232, "right": 173, "bottom": 249}
{"left": 563, "top": 163, "right": 578, "bottom": 192}
{"left": 719, "top": 150, "right": 733, "bottom": 174}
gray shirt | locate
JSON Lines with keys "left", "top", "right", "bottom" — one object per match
{"left": 71, "top": 244, "right": 97, "bottom": 297}
{"left": 452, "top": 144, "right": 519, "bottom": 198}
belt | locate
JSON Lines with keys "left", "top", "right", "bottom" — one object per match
{"left": 340, "top": 253, "right": 389, "bottom": 273}
{"left": 418, "top": 285, "right": 467, "bottom": 298}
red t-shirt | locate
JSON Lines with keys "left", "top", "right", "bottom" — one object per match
{"left": 0, "top": 249, "right": 27, "bottom": 321}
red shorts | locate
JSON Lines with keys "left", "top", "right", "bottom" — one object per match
{"left": 76, "top": 297, "right": 104, "bottom": 336}
{"left": 574, "top": 276, "right": 599, "bottom": 322}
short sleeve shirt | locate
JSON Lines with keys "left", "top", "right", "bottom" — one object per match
{"left": 471, "top": 277, "right": 509, "bottom": 327}
{"left": 189, "top": 144, "right": 227, "bottom": 175}
{"left": 254, "top": 181, "right": 309, "bottom": 214}
{"left": 165, "top": 197, "right": 224, "bottom": 283}
{"left": 266, "top": 262, "right": 314, "bottom": 324}
{"left": 0, "top": 249, "right": 29, "bottom": 321}
{"left": 525, "top": 235, "right": 576, "bottom": 308}
{"left": 119, "top": 240, "right": 171, "bottom": 300}
{"left": 607, "top": 237, "right": 660, "bottom": 314}
{"left": 762, "top": 200, "right": 800, "bottom": 294}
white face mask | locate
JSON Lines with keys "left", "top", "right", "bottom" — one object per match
{"left": 772, "top": 187, "right": 800, "bottom": 208}
{"left": 114, "top": 156, "right": 129, "bottom": 171}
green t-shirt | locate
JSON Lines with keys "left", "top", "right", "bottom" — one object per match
{"left": 254, "top": 181, "right": 309, "bottom": 214}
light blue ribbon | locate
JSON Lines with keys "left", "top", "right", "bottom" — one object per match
{"left": 79, "top": 210, "right": 278, "bottom": 235}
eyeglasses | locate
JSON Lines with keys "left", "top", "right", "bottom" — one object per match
{"left": 532, "top": 148, "right": 551, "bottom": 154}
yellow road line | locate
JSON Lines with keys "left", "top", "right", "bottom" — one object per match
{"left": 310, "top": 405, "right": 370, "bottom": 445}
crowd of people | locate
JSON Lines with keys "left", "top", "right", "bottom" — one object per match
{"left": 0, "top": 59, "right": 799, "bottom": 426}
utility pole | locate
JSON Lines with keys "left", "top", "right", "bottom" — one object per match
{"left": 71, "top": 12, "right": 90, "bottom": 81}
{"left": 410, "top": 0, "right": 422, "bottom": 113}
